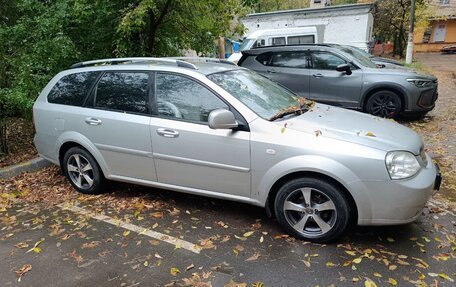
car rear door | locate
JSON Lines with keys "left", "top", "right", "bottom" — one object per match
{"left": 255, "top": 51, "right": 310, "bottom": 98}
{"left": 149, "top": 72, "right": 251, "bottom": 197}
{"left": 308, "top": 50, "right": 363, "bottom": 108}
{"left": 81, "top": 71, "right": 157, "bottom": 181}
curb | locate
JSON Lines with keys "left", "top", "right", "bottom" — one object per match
{"left": 0, "top": 157, "right": 52, "bottom": 179}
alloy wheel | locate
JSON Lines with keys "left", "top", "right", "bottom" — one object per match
{"left": 369, "top": 93, "right": 400, "bottom": 117}
{"left": 67, "top": 154, "right": 94, "bottom": 189}
{"left": 282, "top": 187, "right": 337, "bottom": 237}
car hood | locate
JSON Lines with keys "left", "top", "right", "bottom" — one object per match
{"left": 274, "top": 104, "right": 423, "bottom": 154}
{"left": 372, "top": 56, "right": 404, "bottom": 66}
{"left": 364, "top": 66, "right": 437, "bottom": 80}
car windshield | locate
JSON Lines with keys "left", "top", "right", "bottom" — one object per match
{"left": 239, "top": 38, "right": 256, "bottom": 51}
{"left": 207, "top": 69, "right": 309, "bottom": 120}
{"left": 338, "top": 46, "right": 377, "bottom": 68}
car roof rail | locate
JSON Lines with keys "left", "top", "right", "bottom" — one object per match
{"left": 250, "top": 43, "right": 332, "bottom": 50}
{"left": 69, "top": 57, "right": 198, "bottom": 70}
{"left": 169, "top": 57, "right": 237, "bottom": 66}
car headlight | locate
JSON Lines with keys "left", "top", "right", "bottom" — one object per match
{"left": 406, "top": 78, "right": 433, "bottom": 88}
{"left": 385, "top": 151, "right": 421, "bottom": 179}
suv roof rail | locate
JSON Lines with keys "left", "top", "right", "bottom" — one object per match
{"left": 169, "top": 57, "right": 237, "bottom": 66}
{"left": 250, "top": 43, "right": 332, "bottom": 50}
{"left": 69, "top": 57, "right": 198, "bottom": 70}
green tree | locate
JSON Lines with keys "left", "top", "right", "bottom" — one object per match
{"left": 374, "top": 0, "right": 431, "bottom": 57}
{"left": 245, "top": 0, "right": 310, "bottom": 12}
{"left": 116, "top": 0, "right": 247, "bottom": 56}
{"left": 0, "top": 0, "right": 249, "bottom": 154}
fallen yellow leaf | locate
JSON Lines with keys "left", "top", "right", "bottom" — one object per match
{"left": 364, "top": 279, "right": 377, "bottom": 287}
{"left": 170, "top": 267, "right": 180, "bottom": 276}
{"left": 352, "top": 257, "right": 362, "bottom": 264}
{"left": 439, "top": 273, "right": 454, "bottom": 282}
{"left": 243, "top": 231, "right": 254, "bottom": 237}
{"left": 388, "top": 278, "right": 397, "bottom": 286}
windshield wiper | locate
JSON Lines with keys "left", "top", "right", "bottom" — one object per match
{"left": 269, "top": 97, "right": 315, "bottom": 121}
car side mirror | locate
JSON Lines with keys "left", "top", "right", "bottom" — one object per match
{"left": 336, "top": 64, "right": 352, "bottom": 75}
{"left": 208, "top": 109, "right": 238, "bottom": 130}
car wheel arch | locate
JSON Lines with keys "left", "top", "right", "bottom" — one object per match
{"left": 265, "top": 171, "right": 358, "bottom": 227}
{"left": 57, "top": 133, "right": 110, "bottom": 178}
{"left": 362, "top": 85, "right": 407, "bottom": 112}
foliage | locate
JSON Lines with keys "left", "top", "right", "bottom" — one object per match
{"left": 0, "top": 0, "right": 246, "bottom": 154}
{"left": 116, "top": 0, "right": 247, "bottom": 56}
{"left": 245, "top": 0, "right": 310, "bottom": 12}
{"left": 373, "top": 0, "right": 432, "bottom": 56}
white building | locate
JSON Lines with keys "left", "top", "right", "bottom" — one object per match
{"left": 241, "top": 3, "right": 374, "bottom": 51}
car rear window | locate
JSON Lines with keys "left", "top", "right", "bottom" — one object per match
{"left": 47, "top": 72, "right": 100, "bottom": 106}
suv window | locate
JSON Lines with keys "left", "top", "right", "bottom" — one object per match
{"left": 156, "top": 73, "right": 228, "bottom": 123}
{"left": 95, "top": 72, "right": 149, "bottom": 114}
{"left": 48, "top": 72, "right": 100, "bottom": 106}
{"left": 310, "top": 52, "right": 347, "bottom": 70}
{"left": 269, "top": 52, "right": 307, "bottom": 68}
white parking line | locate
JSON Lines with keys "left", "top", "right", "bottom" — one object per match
{"left": 58, "top": 203, "right": 201, "bottom": 254}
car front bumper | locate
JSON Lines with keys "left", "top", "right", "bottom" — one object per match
{"left": 404, "top": 82, "right": 438, "bottom": 114}
{"left": 355, "top": 158, "right": 440, "bottom": 226}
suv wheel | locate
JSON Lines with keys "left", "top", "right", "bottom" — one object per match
{"left": 274, "top": 178, "right": 350, "bottom": 243}
{"left": 365, "top": 90, "right": 402, "bottom": 118}
{"left": 63, "top": 147, "right": 105, "bottom": 194}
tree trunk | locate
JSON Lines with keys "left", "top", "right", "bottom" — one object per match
{"left": 146, "top": 0, "right": 173, "bottom": 55}
{"left": 0, "top": 119, "right": 8, "bottom": 155}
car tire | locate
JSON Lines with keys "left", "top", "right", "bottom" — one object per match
{"left": 63, "top": 147, "right": 105, "bottom": 194}
{"left": 365, "top": 90, "right": 402, "bottom": 118}
{"left": 274, "top": 177, "right": 350, "bottom": 243}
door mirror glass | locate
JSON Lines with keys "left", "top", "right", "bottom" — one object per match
{"left": 208, "top": 109, "right": 238, "bottom": 129}
{"left": 336, "top": 64, "right": 352, "bottom": 75}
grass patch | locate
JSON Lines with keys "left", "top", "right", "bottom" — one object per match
{"left": 404, "top": 61, "right": 434, "bottom": 75}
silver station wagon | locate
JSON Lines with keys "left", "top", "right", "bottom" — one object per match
{"left": 33, "top": 57, "right": 441, "bottom": 242}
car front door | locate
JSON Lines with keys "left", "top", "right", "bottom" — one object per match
{"left": 255, "top": 51, "right": 310, "bottom": 98}
{"left": 82, "top": 71, "right": 157, "bottom": 181}
{"left": 308, "top": 51, "right": 363, "bottom": 108}
{"left": 149, "top": 72, "right": 251, "bottom": 197}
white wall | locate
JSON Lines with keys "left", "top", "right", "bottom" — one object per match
{"left": 242, "top": 7, "right": 373, "bottom": 51}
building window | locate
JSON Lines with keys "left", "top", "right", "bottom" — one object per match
{"left": 440, "top": 0, "right": 450, "bottom": 5}
{"left": 422, "top": 27, "right": 431, "bottom": 43}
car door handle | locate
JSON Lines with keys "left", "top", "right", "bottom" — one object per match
{"left": 85, "top": 117, "right": 102, "bottom": 126}
{"left": 313, "top": 73, "right": 324, "bottom": 78}
{"left": 266, "top": 69, "right": 276, "bottom": 73}
{"left": 156, "top": 128, "right": 179, "bottom": 138}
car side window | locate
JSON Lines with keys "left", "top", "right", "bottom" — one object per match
{"left": 48, "top": 72, "right": 100, "bottom": 106}
{"left": 95, "top": 72, "right": 149, "bottom": 114}
{"left": 310, "top": 52, "right": 347, "bottom": 70}
{"left": 155, "top": 73, "right": 228, "bottom": 123}
{"left": 269, "top": 52, "right": 307, "bottom": 68}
